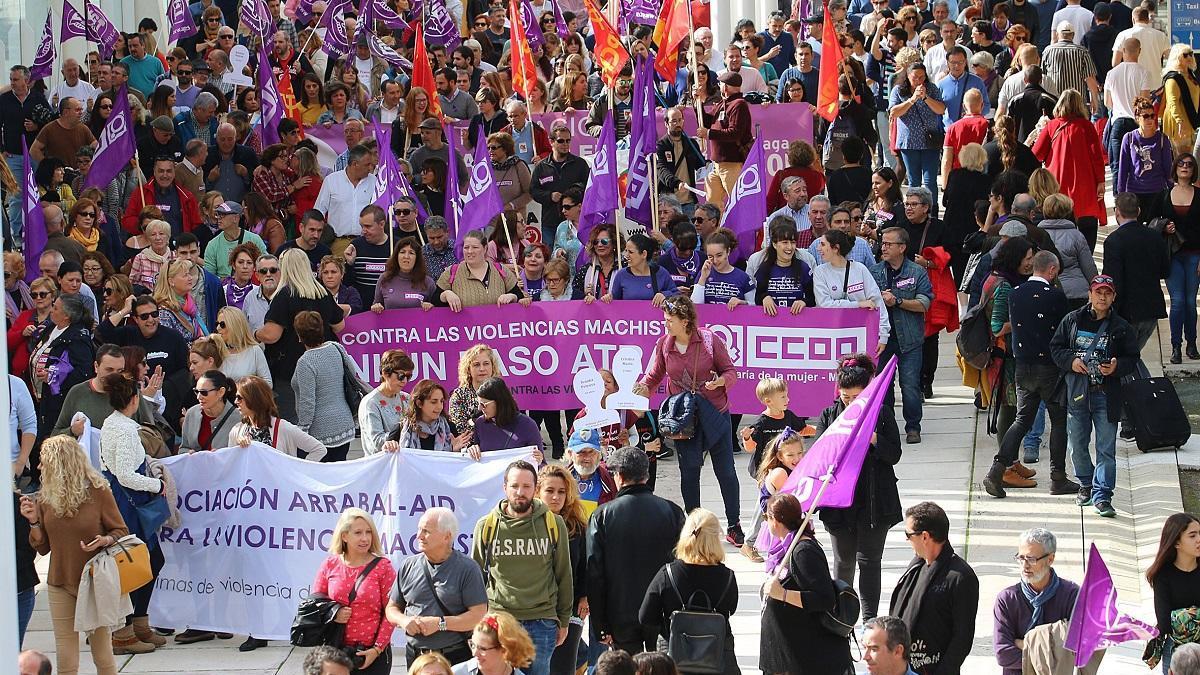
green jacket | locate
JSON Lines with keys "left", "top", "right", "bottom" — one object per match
{"left": 472, "top": 498, "right": 573, "bottom": 627}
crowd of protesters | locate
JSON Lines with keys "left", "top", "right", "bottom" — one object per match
{"left": 3, "top": 0, "right": 1200, "bottom": 672}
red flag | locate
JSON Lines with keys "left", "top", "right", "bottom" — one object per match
{"left": 277, "top": 69, "right": 306, "bottom": 137}
{"left": 816, "top": 0, "right": 842, "bottom": 122}
{"left": 583, "top": 0, "right": 631, "bottom": 88}
{"left": 509, "top": 0, "right": 538, "bottom": 99}
{"left": 653, "top": 0, "right": 690, "bottom": 81}
{"left": 412, "top": 22, "right": 444, "bottom": 120}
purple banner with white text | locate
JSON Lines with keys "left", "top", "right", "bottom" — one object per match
{"left": 339, "top": 301, "right": 878, "bottom": 416}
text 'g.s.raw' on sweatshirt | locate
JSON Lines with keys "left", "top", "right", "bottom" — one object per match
{"left": 471, "top": 498, "right": 574, "bottom": 627}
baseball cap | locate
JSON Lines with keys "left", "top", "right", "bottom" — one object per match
{"left": 1089, "top": 274, "right": 1116, "bottom": 292}
{"left": 1057, "top": 20, "right": 1075, "bottom": 35}
{"left": 151, "top": 115, "right": 175, "bottom": 134}
{"left": 717, "top": 71, "right": 742, "bottom": 87}
{"left": 998, "top": 220, "right": 1028, "bottom": 237}
{"left": 215, "top": 201, "right": 244, "bottom": 216}
{"left": 567, "top": 427, "right": 602, "bottom": 454}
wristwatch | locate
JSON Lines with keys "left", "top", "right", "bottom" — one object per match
{"left": 438, "top": 617, "right": 447, "bottom": 631}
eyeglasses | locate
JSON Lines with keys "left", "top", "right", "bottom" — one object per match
{"left": 258, "top": 267, "right": 279, "bottom": 274}
{"left": 468, "top": 640, "right": 498, "bottom": 653}
{"left": 30, "top": 291, "right": 53, "bottom": 299}
{"left": 1013, "top": 552, "right": 1051, "bottom": 565}
{"left": 136, "top": 311, "right": 157, "bottom": 320}
{"left": 83, "top": 266, "right": 103, "bottom": 273}
{"left": 903, "top": 530, "right": 924, "bottom": 539}
{"left": 219, "top": 34, "right": 235, "bottom": 39}
{"left": 880, "top": 240, "right": 904, "bottom": 247}
{"left": 553, "top": 137, "right": 571, "bottom": 144}
{"left": 852, "top": 215, "right": 864, "bottom": 222}
{"left": 903, "top": 202, "right": 924, "bottom": 208}
{"left": 193, "top": 388, "right": 216, "bottom": 396}
{"left": 79, "top": 211, "right": 96, "bottom": 218}
{"left": 546, "top": 276, "right": 566, "bottom": 282}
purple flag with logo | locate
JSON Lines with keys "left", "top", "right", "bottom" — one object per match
{"left": 371, "top": 124, "right": 403, "bottom": 209}
{"left": 240, "top": 0, "right": 273, "bottom": 44}
{"left": 166, "top": 0, "right": 198, "bottom": 42}
{"left": 354, "top": 22, "right": 413, "bottom": 70}
{"left": 61, "top": 1, "right": 88, "bottom": 42}
{"left": 551, "top": 0, "right": 569, "bottom": 38}
{"left": 318, "top": 0, "right": 353, "bottom": 59}
{"left": 458, "top": 127, "right": 505, "bottom": 255}
{"left": 419, "top": 0, "right": 461, "bottom": 50}
{"left": 397, "top": 169, "right": 428, "bottom": 224}
{"left": 720, "top": 128, "right": 767, "bottom": 257}
{"left": 30, "top": 12, "right": 55, "bottom": 81}
{"left": 444, "top": 123, "right": 463, "bottom": 239}
{"left": 295, "top": 0, "right": 315, "bottom": 25}
{"left": 778, "top": 355, "right": 897, "bottom": 513}
{"left": 623, "top": 55, "right": 658, "bottom": 227}
{"left": 1065, "top": 544, "right": 1158, "bottom": 667}
{"left": 257, "top": 46, "right": 283, "bottom": 146}
{"left": 22, "top": 139, "right": 47, "bottom": 284}
{"left": 520, "top": 0, "right": 546, "bottom": 50}
{"left": 87, "top": 1, "right": 121, "bottom": 60}
{"left": 361, "top": 0, "right": 410, "bottom": 30}
{"left": 84, "top": 84, "right": 136, "bottom": 191}
{"left": 578, "top": 110, "right": 618, "bottom": 246}
{"left": 620, "top": 0, "right": 659, "bottom": 29}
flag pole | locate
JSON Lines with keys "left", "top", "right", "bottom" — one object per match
{"left": 649, "top": 152, "right": 659, "bottom": 240}
{"left": 685, "top": 0, "right": 704, "bottom": 132}
{"left": 499, "top": 212, "right": 520, "bottom": 274}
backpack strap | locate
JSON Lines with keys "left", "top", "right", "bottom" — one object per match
{"left": 480, "top": 511, "right": 499, "bottom": 588}
{"left": 543, "top": 510, "right": 559, "bottom": 553}
{"left": 664, "top": 564, "right": 687, "bottom": 609}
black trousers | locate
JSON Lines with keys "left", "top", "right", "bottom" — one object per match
{"left": 995, "top": 363, "right": 1068, "bottom": 478}
{"left": 921, "top": 334, "right": 939, "bottom": 389}
{"left": 406, "top": 640, "right": 472, "bottom": 667}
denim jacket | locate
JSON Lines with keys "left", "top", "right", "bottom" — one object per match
{"left": 870, "top": 259, "right": 933, "bottom": 353}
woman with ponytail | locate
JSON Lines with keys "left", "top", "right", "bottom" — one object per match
{"left": 985, "top": 114, "right": 1040, "bottom": 178}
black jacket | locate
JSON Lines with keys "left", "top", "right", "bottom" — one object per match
{"left": 654, "top": 133, "right": 706, "bottom": 193}
{"left": 1050, "top": 304, "right": 1140, "bottom": 422}
{"left": 1151, "top": 186, "right": 1200, "bottom": 249}
{"left": 1102, "top": 220, "right": 1171, "bottom": 322}
{"left": 585, "top": 484, "right": 685, "bottom": 636}
{"left": 1007, "top": 85, "right": 1056, "bottom": 143}
{"left": 816, "top": 400, "right": 903, "bottom": 531}
{"left": 14, "top": 493, "right": 38, "bottom": 592}
{"left": 31, "top": 321, "right": 96, "bottom": 429}
{"left": 98, "top": 322, "right": 190, "bottom": 378}
{"left": 529, "top": 153, "right": 591, "bottom": 221}
{"left": 889, "top": 543, "right": 980, "bottom": 675}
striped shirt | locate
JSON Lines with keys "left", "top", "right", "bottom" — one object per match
{"left": 1041, "top": 41, "right": 1097, "bottom": 105}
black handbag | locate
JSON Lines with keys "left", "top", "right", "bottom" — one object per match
{"left": 291, "top": 593, "right": 343, "bottom": 647}
{"left": 657, "top": 336, "right": 703, "bottom": 441}
{"left": 336, "top": 343, "right": 369, "bottom": 411}
{"left": 664, "top": 565, "right": 734, "bottom": 675}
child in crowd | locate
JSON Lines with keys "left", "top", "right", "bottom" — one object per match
{"left": 740, "top": 377, "right": 806, "bottom": 479}
{"left": 744, "top": 428, "right": 806, "bottom": 562}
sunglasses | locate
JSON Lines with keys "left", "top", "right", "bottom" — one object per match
{"left": 562, "top": 202, "right": 578, "bottom": 209}
{"left": 136, "top": 311, "right": 157, "bottom": 320}
{"left": 31, "top": 291, "right": 53, "bottom": 299}
{"left": 390, "top": 371, "right": 413, "bottom": 380}
{"left": 257, "top": 267, "right": 279, "bottom": 274}
{"left": 691, "top": 216, "right": 708, "bottom": 224}
{"left": 553, "top": 137, "right": 571, "bottom": 144}
{"left": 100, "top": 104, "right": 113, "bottom": 110}
{"left": 79, "top": 211, "right": 96, "bottom": 218}
{"left": 177, "top": 70, "right": 192, "bottom": 75}
{"left": 102, "top": 287, "right": 115, "bottom": 296}
{"left": 234, "top": 394, "right": 244, "bottom": 402}
{"left": 219, "top": 34, "right": 235, "bottom": 38}
{"left": 474, "top": 22, "right": 486, "bottom": 27}
{"left": 597, "top": 238, "right": 612, "bottom": 246}
{"left": 216, "top": 321, "right": 227, "bottom": 329}
{"left": 487, "top": 145, "right": 502, "bottom": 150}
{"left": 1180, "top": 160, "right": 1197, "bottom": 167}
{"left": 1140, "top": 113, "right": 1157, "bottom": 119}
{"left": 206, "top": 17, "right": 221, "bottom": 22}
{"left": 193, "top": 388, "right": 216, "bottom": 396}
{"left": 394, "top": 209, "right": 413, "bottom": 216}
{"left": 904, "top": 530, "right": 924, "bottom": 539}
{"left": 2, "top": 272, "right": 12, "bottom": 280}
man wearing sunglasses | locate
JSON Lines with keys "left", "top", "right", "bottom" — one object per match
{"left": 100, "top": 295, "right": 190, "bottom": 377}
{"left": 585, "top": 63, "right": 635, "bottom": 140}
{"left": 529, "top": 123, "right": 590, "bottom": 246}
{"left": 30, "top": 97, "right": 96, "bottom": 167}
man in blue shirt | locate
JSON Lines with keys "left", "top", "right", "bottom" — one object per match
{"left": 121, "top": 33, "right": 166, "bottom": 98}
{"left": 936, "top": 47, "right": 991, "bottom": 127}
{"left": 9, "top": 374, "right": 36, "bottom": 480}
{"left": 760, "top": 12, "right": 796, "bottom": 76}
{"left": 862, "top": 616, "right": 921, "bottom": 675}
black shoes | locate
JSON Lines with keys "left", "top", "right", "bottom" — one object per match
{"left": 239, "top": 636, "right": 269, "bottom": 652}
{"left": 1188, "top": 342, "right": 1200, "bottom": 360}
{"left": 983, "top": 461, "right": 1007, "bottom": 498}
{"left": 725, "top": 523, "right": 745, "bottom": 547}
{"left": 1172, "top": 346, "right": 1183, "bottom": 364}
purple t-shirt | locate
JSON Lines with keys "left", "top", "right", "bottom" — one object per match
{"left": 765, "top": 264, "right": 812, "bottom": 307}
{"left": 702, "top": 268, "right": 755, "bottom": 304}
{"left": 374, "top": 274, "right": 435, "bottom": 309}
{"left": 472, "top": 414, "right": 545, "bottom": 453}
{"left": 610, "top": 266, "right": 678, "bottom": 300}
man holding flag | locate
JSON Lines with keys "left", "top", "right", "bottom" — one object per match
{"left": 697, "top": 72, "right": 752, "bottom": 208}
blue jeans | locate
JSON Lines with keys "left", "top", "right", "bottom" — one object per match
{"left": 877, "top": 111, "right": 896, "bottom": 168}
{"left": 520, "top": 618, "right": 560, "bottom": 675}
{"left": 1162, "top": 637, "right": 1174, "bottom": 674}
{"left": 5, "top": 154, "right": 24, "bottom": 249}
{"left": 1104, "top": 116, "right": 1138, "bottom": 180}
{"left": 1167, "top": 252, "right": 1200, "bottom": 347}
{"left": 898, "top": 148, "right": 940, "bottom": 206}
{"left": 881, "top": 342, "right": 923, "bottom": 433}
{"left": 1023, "top": 401, "right": 1046, "bottom": 454}
{"left": 676, "top": 398, "right": 742, "bottom": 526}
{"left": 17, "top": 588, "right": 35, "bottom": 646}
{"left": 1068, "top": 391, "right": 1118, "bottom": 505}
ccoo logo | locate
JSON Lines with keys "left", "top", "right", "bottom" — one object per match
{"left": 593, "top": 143, "right": 611, "bottom": 176}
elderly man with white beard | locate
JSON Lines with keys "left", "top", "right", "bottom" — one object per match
{"left": 992, "top": 528, "right": 1083, "bottom": 675}
{"left": 566, "top": 429, "right": 617, "bottom": 518}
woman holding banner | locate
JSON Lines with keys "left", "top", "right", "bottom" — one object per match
{"left": 311, "top": 508, "right": 397, "bottom": 675}
{"left": 815, "top": 354, "right": 902, "bottom": 622}
{"left": 571, "top": 224, "right": 621, "bottom": 302}
{"left": 634, "top": 295, "right": 744, "bottom": 546}
{"left": 231, "top": 376, "right": 328, "bottom": 461}
{"left": 464, "top": 377, "right": 544, "bottom": 463}
{"left": 814, "top": 230, "right": 891, "bottom": 356}
{"left": 386, "top": 380, "right": 473, "bottom": 453}
{"left": 372, "top": 238, "right": 435, "bottom": 312}
{"left": 181, "top": 370, "right": 240, "bottom": 453}
{"left": 435, "top": 231, "right": 523, "bottom": 312}
{"left": 359, "top": 349, "right": 416, "bottom": 454}
{"left": 605, "top": 234, "right": 678, "bottom": 306}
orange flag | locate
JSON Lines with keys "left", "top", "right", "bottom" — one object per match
{"left": 277, "top": 69, "right": 305, "bottom": 137}
{"left": 412, "top": 22, "right": 444, "bottom": 120}
{"left": 815, "top": 1, "right": 842, "bottom": 122}
{"left": 583, "top": 0, "right": 631, "bottom": 88}
{"left": 508, "top": 0, "right": 538, "bottom": 99}
{"left": 653, "top": 0, "right": 690, "bottom": 81}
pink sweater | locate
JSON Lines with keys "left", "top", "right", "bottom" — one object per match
{"left": 640, "top": 328, "right": 737, "bottom": 412}
{"left": 311, "top": 554, "right": 397, "bottom": 649}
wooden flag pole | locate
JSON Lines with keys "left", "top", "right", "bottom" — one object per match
{"left": 685, "top": 0, "right": 705, "bottom": 132}
{"left": 649, "top": 152, "right": 660, "bottom": 239}
{"left": 499, "top": 212, "right": 520, "bottom": 276}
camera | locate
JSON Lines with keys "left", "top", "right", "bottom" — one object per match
{"left": 1085, "top": 357, "right": 1104, "bottom": 386}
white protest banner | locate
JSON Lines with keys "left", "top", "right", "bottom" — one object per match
{"left": 149, "top": 444, "right": 533, "bottom": 639}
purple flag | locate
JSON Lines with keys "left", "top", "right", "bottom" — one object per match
{"left": 458, "top": 127, "right": 505, "bottom": 255}
{"left": 720, "top": 128, "right": 767, "bottom": 257}
{"left": 779, "top": 356, "right": 898, "bottom": 513}
{"left": 551, "top": 0, "right": 569, "bottom": 38}
{"left": 45, "top": 352, "right": 75, "bottom": 396}
{"left": 419, "top": 0, "right": 462, "bottom": 50}
{"left": 240, "top": 0, "right": 273, "bottom": 44}
{"left": 166, "top": 0, "right": 198, "bottom": 42}
{"left": 623, "top": 55, "right": 658, "bottom": 227}
{"left": 1065, "top": 544, "right": 1158, "bottom": 667}
{"left": 444, "top": 123, "right": 463, "bottom": 239}
{"left": 371, "top": 124, "right": 403, "bottom": 210}
{"left": 87, "top": 1, "right": 120, "bottom": 60}
{"left": 295, "top": 0, "right": 315, "bottom": 24}
{"left": 520, "top": 0, "right": 546, "bottom": 50}
{"left": 61, "top": 2, "right": 88, "bottom": 42}
{"left": 361, "top": 0, "right": 410, "bottom": 30}
{"left": 30, "top": 12, "right": 55, "bottom": 81}
{"left": 620, "top": 0, "right": 659, "bottom": 29}
{"left": 318, "top": 0, "right": 353, "bottom": 59}
{"left": 22, "top": 139, "right": 47, "bottom": 285}
{"left": 257, "top": 46, "right": 283, "bottom": 146}
{"left": 354, "top": 22, "right": 413, "bottom": 70}
{"left": 84, "top": 84, "right": 136, "bottom": 191}
{"left": 578, "top": 110, "right": 618, "bottom": 246}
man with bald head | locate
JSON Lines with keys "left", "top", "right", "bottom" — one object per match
{"left": 50, "top": 59, "right": 98, "bottom": 110}
{"left": 204, "top": 122, "right": 256, "bottom": 202}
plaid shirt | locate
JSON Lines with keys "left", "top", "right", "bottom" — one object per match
{"left": 252, "top": 167, "right": 296, "bottom": 212}
{"left": 275, "top": 16, "right": 299, "bottom": 51}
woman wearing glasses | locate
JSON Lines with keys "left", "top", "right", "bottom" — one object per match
{"left": 81, "top": 252, "right": 115, "bottom": 300}
{"left": 360, "top": 349, "right": 417, "bottom": 454}
{"left": 7, "top": 277, "right": 58, "bottom": 380}
{"left": 1117, "top": 97, "right": 1175, "bottom": 220}
{"left": 536, "top": 259, "right": 573, "bottom": 302}
{"left": 571, "top": 224, "right": 621, "bottom": 301}
{"left": 87, "top": 94, "right": 116, "bottom": 139}
{"left": 452, "top": 612, "right": 535, "bottom": 675}
{"left": 1153, "top": 154, "right": 1200, "bottom": 365}
{"left": 551, "top": 188, "right": 583, "bottom": 273}
{"left": 1163, "top": 45, "right": 1200, "bottom": 155}
{"left": 216, "top": 306, "right": 272, "bottom": 385}
{"left": 231, "top": 375, "right": 327, "bottom": 460}
{"left": 66, "top": 199, "right": 111, "bottom": 257}
{"left": 181, "top": 370, "right": 240, "bottom": 453}
{"left": 488, "top": 134, "right": 533, "bottom": 215}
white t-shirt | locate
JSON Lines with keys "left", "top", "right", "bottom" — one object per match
{"left": 1104, "top": 61, "right": 1155, "bottom": 120}
{"left": 50, "top": 80, "right": 99, "bottom": 108}
{"left": 924, "top": 43, "right": 973, "bottom": 82}
{"left": 1112, "top": 24, "right": 1170, "bottom": 81}
{"left": 719, "top": 64, "right": 768, "bottom": 94}
{"left": 1051, "top": 5, "right": 1093, "bottom": 45}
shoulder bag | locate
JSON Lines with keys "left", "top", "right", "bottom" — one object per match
{"left": 664, "top": 564, "right": 735, "bottom": 675}
{"left": 339, "top": 556, "right": 388, "bottom": 669}
{"left": 93, "top": 534, "right": 153, "bottom": 594}
{"left": 335, "top": 343, "right": 369, "bottom": 411}
{"left": 657, "top": 340, "right": 702, "bottom": 441}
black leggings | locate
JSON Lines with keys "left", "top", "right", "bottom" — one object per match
{"left": 130, "top": 543, "right": 166, "bottom": 617}
{"left": 827, "top": 522, "right": 891, "bottom": 620}
{"left": 322, "top": 443, "right": 350, "bottom": 462}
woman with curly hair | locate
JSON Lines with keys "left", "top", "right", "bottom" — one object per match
{"left": 447, "top": 344, "right": 502, "bottom": 433}
{"left": 393, "top": 86, "right": 436, "bottom": 156}
{"left": 1117, "top": 96, "right": 1175, "bottom": 219}
{"left": 571, "top": 224, "right": 622, "bottom": 301}
{"left": 984, "top": 114, "right": 1040, "bottom": 178}
{"left": 453, "top": 612, "right": 536, "bottom": 675}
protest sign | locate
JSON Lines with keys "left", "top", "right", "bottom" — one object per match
{"left": 149, "top": 445, "right": 532, "bottom": 639}
{"left": 339, "top": 301, "right": 878, "bottom": 416}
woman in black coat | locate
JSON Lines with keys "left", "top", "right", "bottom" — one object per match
{"left": 943, "top": 143, "right": 993, "bottom": 282}
{"left": 29, "top": 295, "right": 96, "bottom": 437}
{"left": 817, "top": 354, "right": 902, "bottom": 623}
{"left": 760, "top": 493, "right": 853, "bottom": 675}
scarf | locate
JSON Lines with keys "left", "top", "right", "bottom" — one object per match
{"left": 894, "top": 542, "right": 957, "bottom": 631}
{"left": 175, "top": 294, "right": 207, "bottom": 338}
{"left": 142, "top": 247, "right": 171, "bottom": 266}
{"left": 6, "top": 281, "right": 32, "bottom": 321}
{"left": 69, "top": 226, "right": 100, "bottom": 251}
{"left": 224, "top": 280, "right": 254, "bottom": 308}
{"left": 399, "top": 416, "right": 454, "bottom": 452}
{"left": 764, "top": 529, "right": 796, "bottom": 577}
{"left": 248, "top": 422, "right": 273, "bottom": 446}
{"left": 1020, "top": 569, "right": 1061, "bottom": 633}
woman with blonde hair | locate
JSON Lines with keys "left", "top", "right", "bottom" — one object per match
{"left": 410, "top": 652, "right": 455, "bottom": 675}
{"left": 538, "top": 464, "right": 589, "bottom": 675}
{"left": 127, "top": 219, "right": 174, "bottom": 289}
{"left": 1032, "top": 89, "right": 1106, "bottom": 250}
{"left": 1163, "top": 44, "right": 1200, "bottom": 154}
{"left": 639, "top": 508, "right": 739, "bottom": 675}
{"left": 152, "top": 258, "right": 206, "bottom": 342}
{"left": 255, "top": 248, "right": 345, "bottom": 422}
{"left": 311, "top": 508, "right": 397, "bottom": 674}
{"left": 1039, "top": 193, "right": 1097, "bottom": 306}
{"left": 944, "top": 142, "right": 993, "bottom": 280}
{"left": 452, "top": 612, "right": 536, "bottom": 675}
{"left": 1028, "top": 168, "right": 1062, "bottom": 216}
{"left": 4, "top": 250, "right": 32, "bottom": 321}
{"left": 216, "top": 306, "right": 272, "bottom": 385}
{"left": 19, "top": 435, "right": 128, "bottom": 675}
{"left": 448, "top": 344, "right": 503, "bottom": 431}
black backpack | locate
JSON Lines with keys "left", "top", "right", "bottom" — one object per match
{"left": 956, "top": 291, "right": 995, "bottom": 370}
{"left": 665, "top": 565, "right": 734, "bottom": 675}
{"left": 819, "top": 579, "right": 861, "bottom": 638}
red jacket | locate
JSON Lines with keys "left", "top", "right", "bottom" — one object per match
{"left": 121, "top": 182, "right": 201, "bottom": 235}
{"left": 923, "top": 246, "right": 960, "bottom": 337}
{"left": 502, "top": 121, "right": 551, "bottom": 162}
{"left": 1031, "top": 117, "right": 1107, "bottom": 224}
